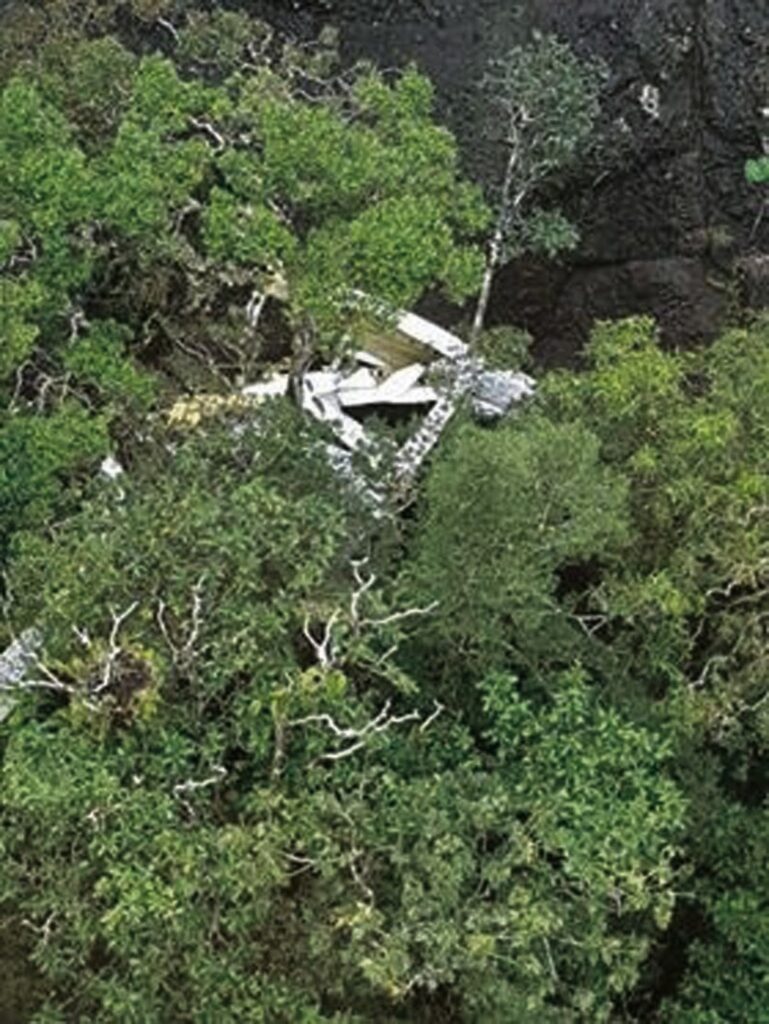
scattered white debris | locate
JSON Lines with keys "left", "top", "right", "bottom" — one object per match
{"left": 394, "top": 310, "right": 468, "bottom": 360}
{"left": 393, "top": 394, "right": 457, "bottom": 484}
{"left": 236, "top": 300, "right": 535, "bottom": 494}
{"left": 323, "top": 444, "right": 387, "bottom": 515}
{"left": 0, "top": 628, "right": 43, "bottom": 721}
{"left": 346, "top": 363, "right": 431, "bottom": 406}
{"left": 471, "top": 369, "right": 536, "bottom": 421}
{"left": 241, "top": 374, "right": 290, "bottom": 400}
{"left": 640, "top": 83, "right": 661, "bottom": 120}
{"left": 100, "top": 455, "right": 125, "bottom": 480}
{"left": 354, "top": 350, "right": 388, "bottom": 370}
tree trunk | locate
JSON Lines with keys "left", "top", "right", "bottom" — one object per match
{"left": 470, "top": 144, "right": 519, "bottom": 347}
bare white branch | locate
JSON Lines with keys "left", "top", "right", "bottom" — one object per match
{"left": 361, "top": 601, "right": 439, "bottom": 630}
{"left": 3, "top": 677, "right": 75, "bottom": 696}
{"left": 689, "top": 654, "right": 729, "bottom": 691}
{"left": 733, "top": 687, "right": 769, "bottom": 718}
{"left": 92, "top": 601, "right": 139, "bottom": 694}
{"left": 289, "top": 698, "right": 422, "bottom": 762}
{"left": 157, "top": 577, "right": 205, "bottom": 667}
{"left": 173, "top": 765, "right": 227, "bottom": 798}
{"left": 188, "top": 116, "right": 226, "bottom": 151}
{"left": 303, "top": 609, "right": 341, "bottom": 668}
{"left": 283, "top": 851, "right": 317, "bottom": 877}
{"left": 156, "top": 16, "right": 180, "bottom": 42}
{"left": 319, "top": 740, "right": 369, "bottom": 762}
{"left": 570, "top": 613, "right": 609, "bottom": 639}
{"left": 68, "top": 308, "right": 89, "bottom": 343}
{"left": 245, "top": 290, "right": 267, "bottom": 329}
{"left": 72, "top": 624, "right": 92, "bottom": 648}
{"left": 22, "top": 912, "right": 55, "bottom": 946}
{"left": 182, "top": 577, "right": 205, "bottom": 663}
{"left": 349, "top": 557, "right": 376, "bottom": 626}
{"left": 419, "top": 700, "right": 445, "bottom": 732}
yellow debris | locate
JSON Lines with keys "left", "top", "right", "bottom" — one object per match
{"left": 167, "top": 393, "right": 260, "bottom": 429}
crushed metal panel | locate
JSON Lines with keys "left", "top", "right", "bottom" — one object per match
{"left": 355, "top": 323, "right": 434, "bottom": 370}
{"left": 382, "top": 385, "right": 438, "bottom": 406}
{"left": 395, "top": 310, "right": 469, "bottom": 361}
{"left": 471, "top": 369, "right": 536, "bottom": 420}
{"left": 393, "top": 395, "right": 457, "bottom": 482}
{"left": 0, "top": 628, "right": 42, "bottom": 721}
{"left": 337, "top": 367, "right": 379, "bottom": 393}
{"left": 371, "top": 364, "right": 426, "bottom": 403}
{"left": 225, "top": 294, "right": 537, "bottom": 494}
{"left": 241, "top": 374, "right": 290, "bottom": 399}
{"left": 354, "top": 350, "right": 389, "bottom": 370}
{"left": 298, "top": 374, "right": 368, "bottom": 450}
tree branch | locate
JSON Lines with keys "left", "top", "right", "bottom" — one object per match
{"left": 92, "top": 601, "right": 139, "bottom": 694}
{"left": 289, "top": 698, "right": 440, "bottom": 762}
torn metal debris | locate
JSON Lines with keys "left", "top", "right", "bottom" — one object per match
{"left": 240, "top": 305, "right": 535, "bottom": 490}
{"left": 166, "top": 299, "right": 534, "bottom": 499}
{"left": 0, "top": 628, "right": 42, "bottom": 721}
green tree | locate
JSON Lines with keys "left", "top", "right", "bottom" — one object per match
{"left": 746, "top": 155, "right": 769, "bottom": 185}
{"left": 664, "top": 800, "right": 769, "bottom": 1023}
{"left": 0, "top": 403, "right": 685, "bottom": 1022}
{"left": 537, "top": 315, "right": 769, "bottom": 1018}
{"left": 543, "top": 315, "right": 769, "bottom": 733}
{"left": 470, "top": 33, "right": 603, "bottom": 343}
{"left": 0, "top": 10, "right": 487, "bottom": 560}
{"left": 403, "top": 411, "right": 628, "bottom": 678}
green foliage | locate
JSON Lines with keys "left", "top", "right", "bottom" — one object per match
{"left": 33, "top": 36, "right": 138, "bottom": 149}
{"left": 544, "top": 315, "right": 769, "bottom": 721}
{"left": 1, "top": 27, "right": 487, "bottom": 349}
{"left": 8, "top": 411, "right": 349, "bottom": 669}
{"left": 203, "top": 185, "right": 298, "bottom": 268}
{"left": 520, "top": 206, "right": 580, "bottom": 257}
{"left": 0, "top": 400, "right": 687, "bottom": 1021}
{"left": 664, "top": 800, "right": 769, "bottom": 1023}
{"left": 0, "top": 77, "right": 92, "bottom": 294}
{"left": 474, "top": 323, "right": 533, "bottom": 370}
{"left": 745, "top": 155, "right": 769, "bottom": 184}
{"left": 404, "top": 413, "right": 627, "bottom": 671}
{"left": 2, "top": 7, "right": 766, "bottom": 1022}
{"left": 0, "top": 14, "right": 488, "bottom": 562}
{"left": 176, "top": 9, "right": 263, "bottom": 78}
{"left": 485, "top": 32, "right": 603, "bottom": 176}
{"left": 62, "top": 320, "right": 156, "bottom": 410}
{"left": 483, "top": 32, "right": 603, "bottom": 263}
{"left": 0, "top": 276, "right": 45, "bottom": 378}
{"left": 479, "top": 668, "right": 684, "bottom": 1017}
{"left": 534, "top": 315, "right": 769, "bottom": 1019}
{"left": 0, "top": 404, "right": 109, "bottom": 559}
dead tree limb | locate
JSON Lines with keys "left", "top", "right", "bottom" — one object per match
{"left": 92, "top": 601, "right": 139, "bottom": 695}
{"left": 289, "top": 697, "right": 442, "bottom": 763}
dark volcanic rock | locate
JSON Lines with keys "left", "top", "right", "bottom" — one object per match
{"left": 504, "top": 256, "right": 732, "bottom": 367}
{"left": 737, "top": 253, "right": 769, "bottom": 310}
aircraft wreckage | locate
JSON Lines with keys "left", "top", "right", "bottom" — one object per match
{"left": 2, "top": 305, "right": 534, "bottom": 697}
{"left": 169, "top": 299, "right": 535, "bottom": 502}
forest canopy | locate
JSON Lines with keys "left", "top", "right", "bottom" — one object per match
{"left": 0, "top": 4, "right": 768, "bottom": 1023}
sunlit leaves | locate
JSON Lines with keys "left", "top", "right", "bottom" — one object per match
{"left": 745, "top": 155, "right": 769, "bottom": 184}
{"left": 202, "top": 187, "right": 297, "bottom": 268}
{"left": 62, "top": 320, "right": 156, "bottom": 409}
{"left": 0, "top": 403, "right": 108, "bottom": 556}
{"left": 406, "top": 413, "right": 628, "bottom": 667}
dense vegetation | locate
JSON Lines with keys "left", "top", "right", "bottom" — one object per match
{"left": 1, "top": 4, "right": 767, "bottom": 1021}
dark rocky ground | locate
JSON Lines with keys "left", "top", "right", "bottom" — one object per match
{"left": 249, "top": 0, "right": 769, "bottom": 362}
